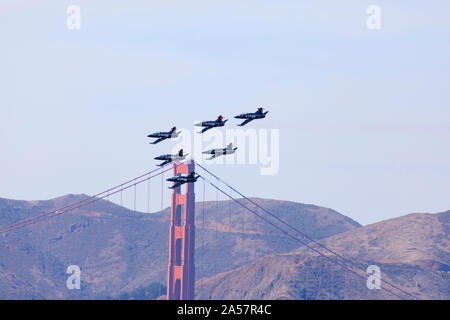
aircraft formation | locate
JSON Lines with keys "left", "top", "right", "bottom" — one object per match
{"left": 147, "top": 107, "right": 269, "bottom": 188}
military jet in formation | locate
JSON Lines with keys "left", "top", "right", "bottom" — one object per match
{"left": 154, "top": 149, "right": 188, "bottom": 167}
{"left": 195, "top": 115, "right": 228, "bottom": 133}
{"left": 147, "top": 126, "right": 181, "bottom": 144}
{"left": 166, "top": 171, "right": 199, "bottom": 189}
{"left": 203, "top": 142, "right": 238, "bottom": 160}
{"left": 147, "top": 107, "right": 270, "bottom": 187}
{"left": 235, "top": 107, "right": 269, "bottom": 126}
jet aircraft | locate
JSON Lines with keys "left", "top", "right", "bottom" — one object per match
{"left": 154, "top": 149, "right": 188, "bottom": 166}
{"left": 166, "top": 171, "right": 199, "bottom": 189}
{"left": 234, "top": 107, "right": 269, "bottom": 126}
{"left": 195, "top": 115, "right": 228, "bottom": 133}
{"left": 147, "top": 126, "right": 181, "bottom": 144}
{"left": 202, "top": 142, "right": 238, "bottom": 160}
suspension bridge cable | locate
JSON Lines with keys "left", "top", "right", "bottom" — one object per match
{"left": 195, "top": 162, "right": 419, "bottom": 300}
{"left": 198, "top": 175, "right": 411, "bottom": 300}
{"left": 90, "top": 199, "right": 97, "bottom": 300}
{"left": 105, "top": 193, "right": 111, "bottom": 295}
{"left": 131, "top": 180, "right": 137, "bottom": 298}
{"left": 0, "top": 165, "right": 171, "bottom": 233}
{"left": 117, "top": 190, "right": 123, "bottom": 300}
{"left": 145, "top": 178, "right": 151, "bottom": 300}
{"left": 0, "top": 167, "right": 172, "bottom": 235}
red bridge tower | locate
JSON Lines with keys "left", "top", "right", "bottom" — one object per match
{"left": 167, "top": 162, "right": 195, "bottom": 300}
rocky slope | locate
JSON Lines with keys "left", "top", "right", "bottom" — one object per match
{"left": 196, "top": 211, "right": 450, "bottom": 300}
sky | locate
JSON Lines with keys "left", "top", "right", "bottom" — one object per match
{"left": 0, "top": 1, "right": 449, "bottom": 225}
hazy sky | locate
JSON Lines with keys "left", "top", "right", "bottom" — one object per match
{"left": 1, "top": 1, "right": 449, "bottom": 225}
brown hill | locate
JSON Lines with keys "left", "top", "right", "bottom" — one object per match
{"left": 196, "top": 211, "right": 450, "bottom": 300}
{"left": 0, "top": 195, "right": 360, "bottom": 299}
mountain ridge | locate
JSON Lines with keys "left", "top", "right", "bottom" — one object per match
{"left": 0, "top": 194, "right": 361, "bottom": 299}
{"left": 196, "top": 209, "right": 450, "bottom": 300}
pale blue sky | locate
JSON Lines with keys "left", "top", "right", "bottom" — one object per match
{"left": 1, "top": 1, "right": 449, "bottom": 225}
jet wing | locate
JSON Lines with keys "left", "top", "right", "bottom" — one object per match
{"left": 237, "top": 118, "right": 253, "bottom": 126}
{"left": 169, "top": 181, "right": 183, "bottom": 189}
{"left": 150, "top": 137, "right": 167, "bottom": 144}
{"left": 199, "top": 126, "right": 214, "bottom": 134}
{"left": 157, "top": 160, "right": 171, "bottom": 167}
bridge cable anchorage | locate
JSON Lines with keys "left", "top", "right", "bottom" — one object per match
{"left": 197, "top": 174, "right": 414, "bottom": 300}
{"left": 0, "top": 167, "right": 172, "bottom": 235}
{"left": 0, "top": 165, "right": 171, "bottom": 234}
{"left": 194, "top": 162, "right": 420, "bottom": 300}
